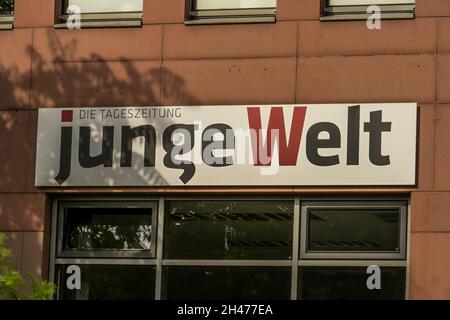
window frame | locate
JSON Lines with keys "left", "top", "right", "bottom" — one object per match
{"left": 56, "top": 200, "right": 158, "bottom": 259}
{"left": 0, "top": 14, "right": 13, "bottom": 30}
{"left": 163, "top": 199, "right": 295, "bottom": 261}
{"left": 50, "top": 195, "right": 409, "bottom": 300}
{"left": 300, "top": 200, "right": 408, "bottom": 260}
{"left": 54, "top": 0, "right": 143, "bottom": 29}
{"left": 320, "top": 0, "right": 415, "bottom": 21}
{"left": 185, "top": 0, "right": 276, "bottom": 25}
{"left": 329, "top": 0, "right": 415, "bottom": 5}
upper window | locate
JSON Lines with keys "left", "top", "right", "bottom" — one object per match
{"left": 322, "top": 0, "right": 415, "bottom": 20}
{"left": 57, "top": 201, "right": 157, "bottom": 258}
{"left": 300, "top": 200, "right": 407, "bottom": 260}
{"left": 0, "top": 0, "right": 14, "bottom": 30}
{"left": 186, "top": 0, "right": 277, "bottom": 25}
{"left": 54, "top": 200, "right": 158, "bottom": 300}
{"left": 164, "top": 200, "right": 293, "bottom": 260}
{"left": 56, "top": 0, "right": 143, "bottom": 28}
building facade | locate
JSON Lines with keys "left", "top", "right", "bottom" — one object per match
{"left": 0, "top": 0, "right": 449, "bottom": 300}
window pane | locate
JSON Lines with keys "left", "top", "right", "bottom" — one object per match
{"left": 0, "top": 0, "right": 14, "bottom": 14}
{"left": 57, "top": 265, "right": 155, "bottom": 300}
{"left": 195, "top": 0, "right": 276, "bottom": 10}
{"left": 307, "top": 208, "right": 400, "bottom": 252}
{"left": 67, "top": 0, "right": 143, "bottom": 13}
{"left": 162, "top": 266, "right": 290, "bottom": 300}
{"left": 299, "top": 267, "right": 406, "bottom": 300}
{"left": 63, "top": 207, "right": 153, "bottom": 251}
{"left": 164, "top": 201, "right": 293, "bottom": 259}
{"left": 329, "top": 0, "right": 414, "bottom": 5}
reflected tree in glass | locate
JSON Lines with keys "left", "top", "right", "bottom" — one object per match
{"left": 64, "top": 208, "right": 153, "bottom": 251}
{"left": 57, "top": 265, "right": 155, "bottom": 300}
{"left": 0, "top": 0, "right": 14, "bottom": 14}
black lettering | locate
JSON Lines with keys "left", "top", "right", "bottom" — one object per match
{"left": 163, "top": 124, "right": 196, "bottom": 184}
{"left": 364, "top": 110, "right": 391, "bottom": 166}
{"left": 79, "top": 126, "right": 114, "bottom": 168}
{"left": 347, "top": 105, "right": 360, "bottom": 165}
{"left": 306, "top": 122, "right": 341, "bottom": 166}
{"left": 120, "top": 125, "right": 156, "bottom": 167}
{"left": 55, "top": 127, "right": 72, "bottom": 185}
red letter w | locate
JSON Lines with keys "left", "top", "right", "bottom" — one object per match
{"left": 247, "top": 106, "right": 307, "bottom": 166}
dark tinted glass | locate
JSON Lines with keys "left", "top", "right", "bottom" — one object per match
{"left": 63, "top": 207, "right": 153, "bottom": 251}
{"left": 162, "top": 266, "right": 291, "bottom": 300}
{"left": 298, "top": 267, "right": 406, "bottom": 300}
{"left": 0, "top": 0, "right": 14, "bottom": 14}
{"left": 57, "top": 265, "right": 155, "bottom": 300}
{"left": 164, "top": 201, "right": 294, "bottom": 259}
{"left": 307, "top": 208, "right": 400, "bottom": 252}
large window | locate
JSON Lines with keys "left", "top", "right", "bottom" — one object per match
{"left": 297, "top": 199, "right": 408, "bottom": 300}
{"left": 56, "top": 0, "right": 143, "bottom": 28}
{"left": 164, "top": 201, "right": 293, "bottom": 260}
{"left": 53, "top": 200, "right": 157, "bottom": 300}
{"left": 322, "top": 0, "right": 415, "bottom": 20}
{"left": 51, "top": 197, "right": 408, "bottom": 300}
{"left": 185, "top": 0, "right": 277, "bottom": 25}
{"left": 162, "top": 200, "right": 294, "bottom": 300}
{"left": 300, "top": 201, "right": 407, "bottom": 259}
{"left": 0, "top": 0, "right": 14, "bottom": 30}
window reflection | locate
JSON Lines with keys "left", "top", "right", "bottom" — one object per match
{"left": 308, "top": 209, "right": 400, "bottom": 252}
{"left": 64, "top": 208, "right": 153, "bottom": 251}
{"left": 57, "top": 265, "right": 155, "bottom": 300}
{"left": 0, "top": 0, "right": 13, "bottom": 14}
{"left": 164, "top": 201, "right": 294, "bottom": 259}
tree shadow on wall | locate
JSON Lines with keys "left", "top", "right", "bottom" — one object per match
{"left": 0, "top": 28, "right": 200, "bottom": 278}
{"left": 1, "top": 28, "right": 201, "bottom": 188}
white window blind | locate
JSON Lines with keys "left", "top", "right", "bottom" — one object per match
{"left": 67, "top": 0, "right": 143, "bottom": 13}
{"left": 195, "top": 0, "right": 276, "bottom": 10}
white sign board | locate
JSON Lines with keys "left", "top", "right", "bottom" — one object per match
{"left": 35, "top": 104, "right": 417, "bottom": 187}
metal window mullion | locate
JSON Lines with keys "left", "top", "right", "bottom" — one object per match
{"left": 298, "top": 260, "right": 407, "bottom": 267}
{"left": 405, "top": 198, "right": 411, "bottom": 300}
{"left": 290, "top": 197, "right": 300, "bottom": 300}
{"left": 54, "top": 196, "right": 161, "bottom": 202}
{"left": 326, "top": 4, "right": 415, "bottom": 14}
{"left": 161, "top": 260, "right": 292, "bottom": 267}
{"left": 49, "top": 199, "right": 59, "bottom": 300}
{"left": 155, "top": 196, "right": 165, "bottom": 300}
{"left": 191, "top": 8, "right": 276, "bottom": 17}
{"left": 54, "top": 258, "right": 157, "bottom": 265}
{"left": 163, "top": 196, "right": 295, "bottom": 201}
